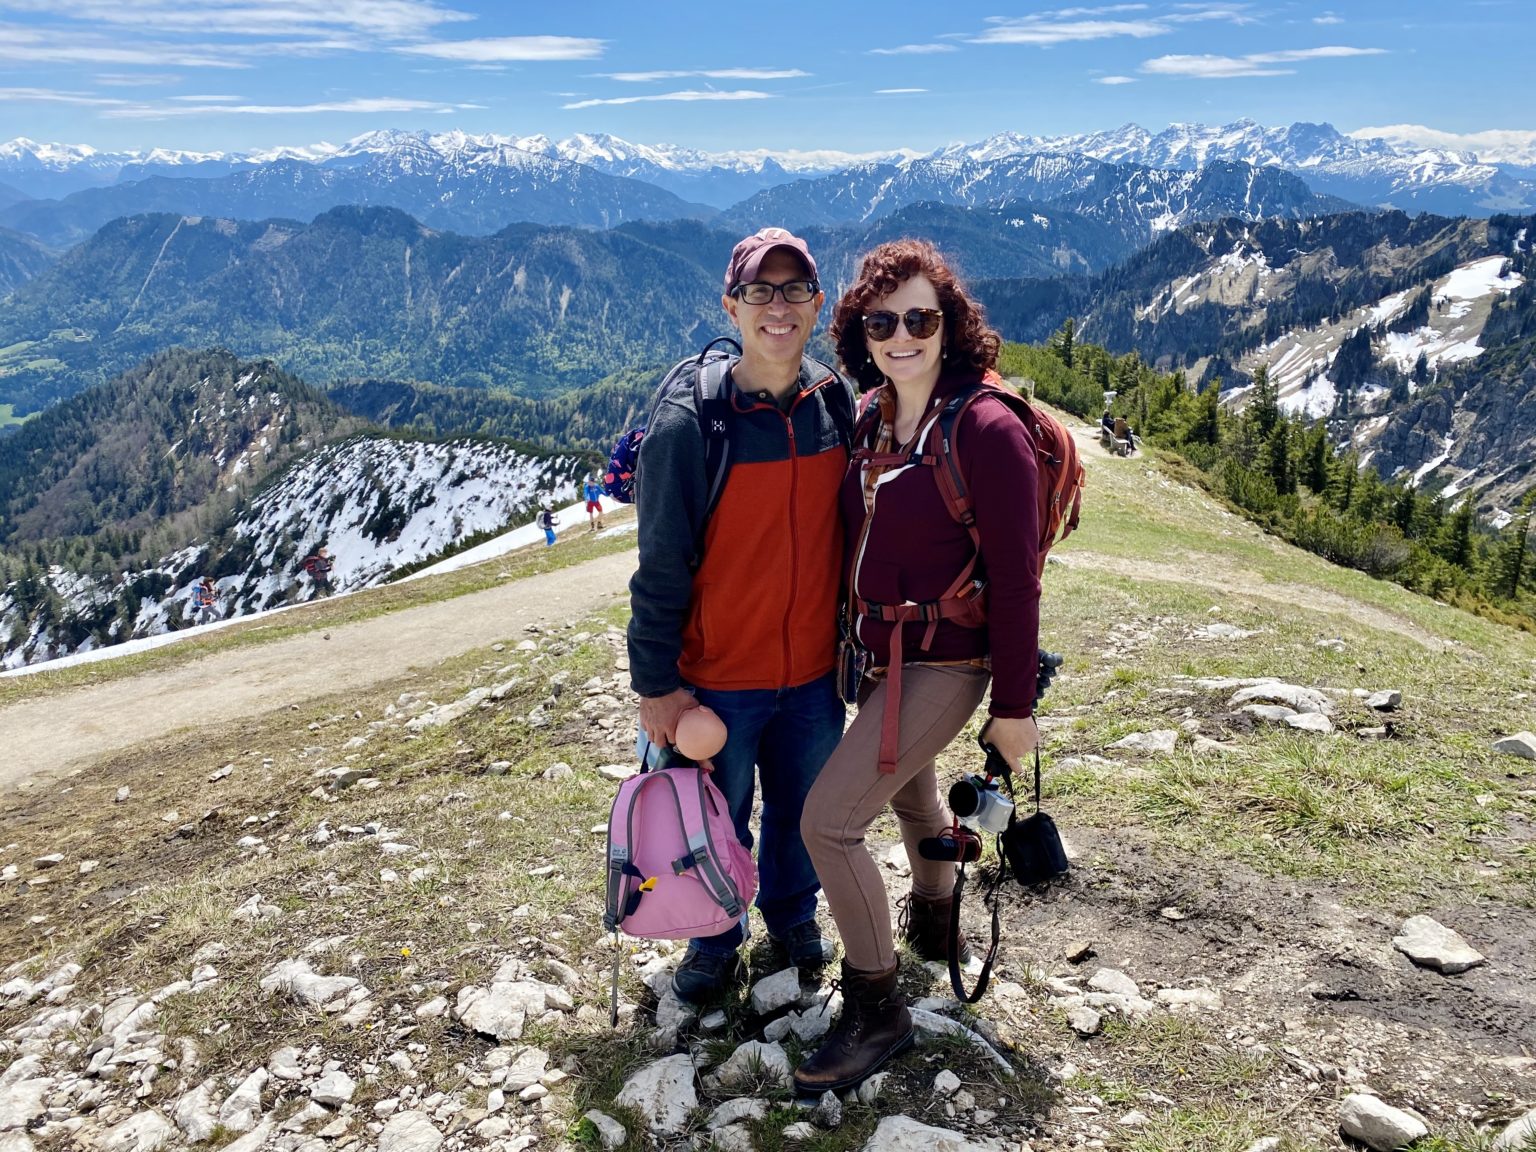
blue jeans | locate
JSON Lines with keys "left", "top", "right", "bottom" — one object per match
{"left": 686, "top": 672, "right": 845, "bottom": 956}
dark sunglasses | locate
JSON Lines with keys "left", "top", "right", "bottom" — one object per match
{"left": 863, "top": 308, "right": 943, "bottom": 342}
{"left": 731, "top": 279, "right": 819, "bottom": 305}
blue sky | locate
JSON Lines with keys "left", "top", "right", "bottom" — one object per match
{"left": 0, "top": 1, "right": 1532, "bottom": 160}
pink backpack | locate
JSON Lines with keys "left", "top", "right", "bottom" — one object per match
{"left": 603, "top": 766, "right": 756, "bottom": 941}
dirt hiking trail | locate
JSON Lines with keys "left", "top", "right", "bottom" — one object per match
{"left": 1, "top": 549, "right": 639, "bottom": 793}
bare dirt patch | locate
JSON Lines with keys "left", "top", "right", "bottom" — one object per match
{"left": 0, "top": 549, "right": 638, "bottom": 792}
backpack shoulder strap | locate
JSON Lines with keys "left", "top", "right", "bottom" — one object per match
{"left": 931, "top": 380, "right": 1001, "bottom": 547}
{"left": 805, "top": 356, "right": 856, "bottom": 450}
{"left": 695, "top": 353, "right": 736, "bottom": 529}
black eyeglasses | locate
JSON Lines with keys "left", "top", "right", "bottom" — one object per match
{"left": 731, "top": 279, "right": 819, "bottom": 305}
{"left": 863, "top": 308, "right": 944, "bottom": 342}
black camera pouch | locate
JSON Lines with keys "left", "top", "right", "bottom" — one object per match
{"left": 1001, "top": 809, "right": 1069, "bottom": 885}
{"left": 836, "top": 636, "right": 867, "bottom": 706}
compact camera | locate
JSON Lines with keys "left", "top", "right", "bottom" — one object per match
{"left": 948, "top": 773, "right": 1015, "bottom": 835}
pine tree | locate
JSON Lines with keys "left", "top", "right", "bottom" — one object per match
{"left": 1183, "top": 380, "right": 1222, "bottom": 446}
{"left": 1436, "top": 500, "right": 1475, "bottom": 570}
{"left": 1264, "top": 421, "right": 1294, "bottom": 496}
{"left": 1331, "top": 450, "right": 1359, "bottom": 513}
{"left": 1051, "top": 318, "right": 1075, "bottom": 369}
{"left": 1299, "top": 423, "right": 1330, "bottom": 495}
{"left": 1247, "top": 364, "right": 1279, "bottom": 439}
{"left": 1491, "top": 491, "right": 1536, "bottom": 599}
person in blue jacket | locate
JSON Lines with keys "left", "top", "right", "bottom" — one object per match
{"left": 538, "top": 501, "right": 559, "bottom": 546}
{"left": 584, "top": 476, "right": 606, "bottom": 532}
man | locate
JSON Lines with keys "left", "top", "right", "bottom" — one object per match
{"left": 584, "top": 475, "right": 606, "bottom": 532}
{"left": 193, "top": 575, "right": 219, "bottom": 625}
{"left": 308, "top": 546, "right": 334, "bottom": 597}
{"left": 627, "top": 227, "right": 854, "bottom": 1002}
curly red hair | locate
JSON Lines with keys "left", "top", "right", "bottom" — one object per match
{"left": 830, "top": 238, "right": 1001, "bottom": 392}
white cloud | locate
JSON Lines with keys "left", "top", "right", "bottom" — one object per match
{"left": 602, "top": 68, "right": 806, "bottom": 82}
{"left": 1165, "top": 3, "right": 1255, "bottom": 22}
{"left": 104, "top": 96, "right": 461, "bottom": 118}
{"left": 0, "top": 26, "right": 248, "bottom": 68}
{"left": 1095, "top": 75, "right": 1138, "bottom": 83}
{"left": 1052, "top": 4, "right": 1152, "bottom": 15}
{"left": 1142, "top": 45, "right": 1385, "bottom": 77}
{"left": 562, "top": 89, "right": 774, "bottom": 110}
{"left": 2, "top": 0, "right": 473, "bottom": 39}
{"left": 1314, "top": 12, "right": 1344, "bottom": 23}
{"left": 876, "top": 88, "right": 927, "bottom": 94}
{"left": 396, "top": 36, "right": 604, "bottom": 62}
{"left": 1349, "top": 123, "right": 1536, "bottom": 165}
{"left": 94, "top": 72, "right": 181, "bottom": 87}
{"left": 0, "top": 85, "right": 128, "bottom": 106}
{"left": 867, "top": 44, "right": 960, "bottom": 55}
{"left": 971, "top": 17, "right": 1171, "bottom": 44}
{"left": 169, "top": 94, "right": 241, "bottom": 102}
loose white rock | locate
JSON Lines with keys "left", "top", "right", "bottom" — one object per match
{"left": 1067, "top": 1006, "right": 1102, "bottom": 1036}
{"left": 1339, "top": 1093, "right": 1429, "bottom": 1150}
{"left": 377, "top": 1111, "right": 443, "bottom": 1152}
{"left": 100, "top": 1111, "right": 174, "bottom": 1152}
{"left": 217, "top": 1068, "right": 268, "bottom": 1133}
{"left": 1109, "top": 730, "right": 1178, "bottom": 753}
{"left": 1230, "top": 682, "right": 1334, "bottom": 715}
{"left": 581, "top": 1111, "right": 626, "bottom": 1150}
{"left": 707, "top": 1099, "right": 768, "bottom": 1129}
{"left": 750, "top": 968, "right": 801, "bottom": 1014}
{"left": 614, "top": 1054, "right": 697, "bottom": 1135}
{"left": 1492, "top": 1107, "right": 1536, "bottom": 1151}
{"left": 859, "top": 1115, "right": 995, "bottom": 1151}
{"left": 1492, "top": 732, "right": 1536, "bottom": 760}
{"left": 172, "top": 1081, "right": 220, "bottom": 1143}
{"left": 1088, "top": 968, "right": 1140, "bottom": 999}
{"left": 709, "top": 1041, "right": 791, "bottom": 1089}
{"left": 311, "top": 1070, "right": 356, "bottom": 1107}
{"left": 1391, "top": 915, "right": 1486, "bottom": 974}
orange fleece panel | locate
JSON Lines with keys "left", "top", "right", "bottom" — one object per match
{"left": 679, "top": 446, "right": 846, "bottom": 691}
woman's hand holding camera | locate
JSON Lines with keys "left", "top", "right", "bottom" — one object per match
{"left": 979, "top": 715, "right": 1040, "bottom": 772}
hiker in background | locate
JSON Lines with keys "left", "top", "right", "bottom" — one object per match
{"left": 584, "top": 475, "right": 606, "bottom": 532}
{"left": 303, "top": 546, "right": 334, "bottom": 598}
{"left": 193, "top": 575, "right": 219, "bottom": 624}
{"left": 796, "top": 239, "right": 1042, "bottom": 1093}
{"left": 627, "top": 226, "right": 855, "bottom": 1003}
{"left": 1113, "top": 415, "right": 1137, "bottom": 455}
{"left": 537, "top": 501, "right": 559, "bottom": 546}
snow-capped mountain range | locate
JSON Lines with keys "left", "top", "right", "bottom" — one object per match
{"left": 2, "top": 120, "right": 1531, "bottom": 215}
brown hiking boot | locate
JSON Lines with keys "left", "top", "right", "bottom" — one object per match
{"left": 898, "top": 890, "right": 972, "bottom": 965}
{"left": 793, "top": 961, "right": 913, "bottom": 1094}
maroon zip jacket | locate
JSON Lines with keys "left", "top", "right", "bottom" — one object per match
{"left": 841, "top": 372, "right": 1042, "bottom": 719}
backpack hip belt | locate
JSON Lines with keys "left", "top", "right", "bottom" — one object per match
{"left": 856, "top": 586, "right": 987, "bottom": 774}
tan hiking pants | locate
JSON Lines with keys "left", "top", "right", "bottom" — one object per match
{"left": 802, "top": 664, "right": 989, "bottom": 972}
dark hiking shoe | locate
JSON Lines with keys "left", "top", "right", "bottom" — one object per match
{"left": 897, "top": 891, "right": 972, "bottom": 965}
{"left": 793, "top": 961, "right": 913, "bottom": 1094}
{"left": 671, "top": 949, "right": 743, "bottom": 1005}
{"left": 770, "top": 920, "right": 834, "bottom": 970}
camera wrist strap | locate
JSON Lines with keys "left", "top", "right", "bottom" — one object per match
{"left": 947, "top": 858, "right": 1002, "bottom": 1004}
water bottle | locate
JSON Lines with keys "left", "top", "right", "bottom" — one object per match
{"left": 634, "top": 729, "right": 672, "bottom": 771}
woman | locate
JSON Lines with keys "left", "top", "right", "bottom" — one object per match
{"left": 796, "top": 239, "right": 1041, "bottom": 1093}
